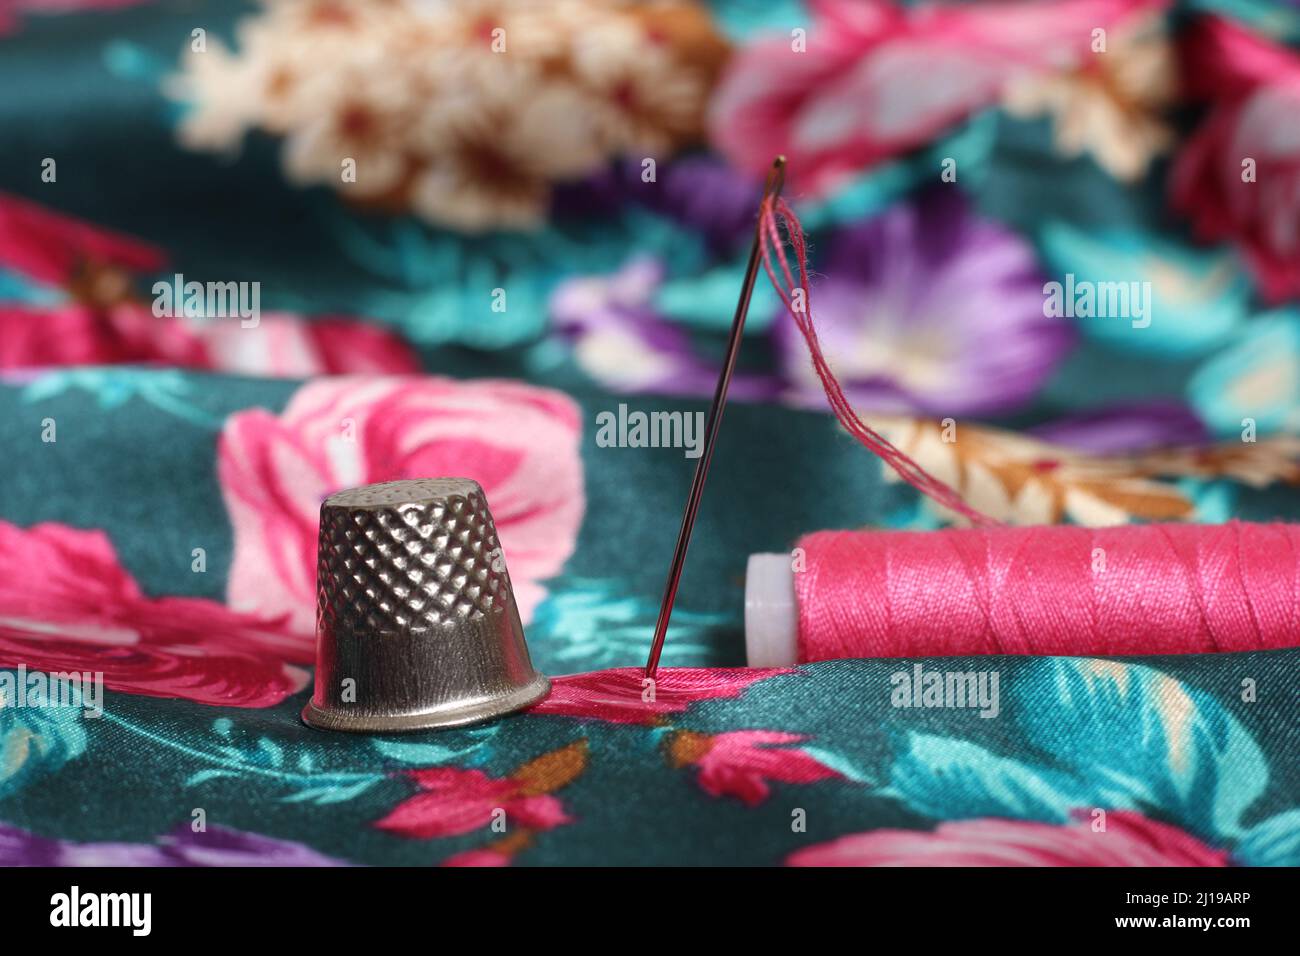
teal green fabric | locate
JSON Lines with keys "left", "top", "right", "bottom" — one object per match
{"left": 0, "top": 373, "right": 1296, "bottom": 865}
{"left": 5, "top": 647, "right": 1298, "bottom": 866}
{"left": 0, "top": 1, "right": 1298, "bottom": 866}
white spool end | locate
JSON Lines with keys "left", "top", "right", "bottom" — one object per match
{"left": 744, "top": 553, "right": 798, "bottom": 667}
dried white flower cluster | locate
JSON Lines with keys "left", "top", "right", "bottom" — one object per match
{"left": 1002, "top": 16, "right": 1177, "bottom": 181}
{"left": 170, "top": 0, "right": 728, "bottom": 231}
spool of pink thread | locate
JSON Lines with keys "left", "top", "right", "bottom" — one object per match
{"left": 744, "top": 521, "right": 1300, "bottom": 666}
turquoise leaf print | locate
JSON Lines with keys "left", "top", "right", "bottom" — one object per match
{"left": 1236, "top": 809, "right": 1300, "bottom": 867}
{"left": 795, "top": 112, "right": 999, "bottom": 233}
{"left": 1038, "top": 223, "right": 1250, "bottom": 357}
{"left": 370, "top": 728, "right": 498, "bottom": 767}
{"left": 109, "top": 714, "right": 496, "bottom": 806}
{"left": 1188, "top": 309, "right": 1300, "bottom": 438}
{"left": 884, "top": 658, "right": 1271, "bottom": 849}
{"left": 0, "top": 269, "right": 64, "bottom": 306}
{"left": 1189, "top": 0, "right": 1300, "bottom": 41}
{"left": 323, "top": 206, "right": 712, "bottom": 349}
{"left": 528, "top": 578, "right": 726, "bottom": 672}
{"left": 1034, "top": 659, "right": 1267, "bottom": 838}
{"left": 886, "top": 735, "right": 1086, "bottom": 823}
{"left": 656, "top": 258, "right": 781, "bottom": 333}
{"left": 21, "top": 368, "right": 222, "bottom": 428}
{"left": 704, "top": 0, "right": 811, "bottom": 41}
{"left": 1178, "top": 478, "right": 1239, "bottom": 524}
{"left": 0, "top": 671, "right": 89, "bottom": 798}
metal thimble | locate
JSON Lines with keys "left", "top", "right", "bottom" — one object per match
{"left": 302, "top": 477, "right": 550, "bottom": 733}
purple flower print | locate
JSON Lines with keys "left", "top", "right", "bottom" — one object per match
{"left": 553, "top": 192, "right": 1071, "bottom": 417}
{"left": 0, "top": 823, "right": 351, "bottom": 866}
{"left": 554, "top": 157, "right": 760, "bottom": 255}
{"left": 773, "top": 192, "right": 1074, "bottom": 417}
{"left": 1029, "top": 401, "right": 1210, "bottom": 454}
{"left": 551, "top": 256, "right": 779, "bottom": 401}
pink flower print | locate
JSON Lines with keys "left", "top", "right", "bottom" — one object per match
{"left": 217, "top": 376, "right": 584, "bottom": 636}
{"left": 788, "top": 811, "right": 1233, "bottom": 866}
{"left": 666, "top": 729, "right": 843, "bottom": 806}
{"left": 0, "top": 193, "right": 419, "bottom": 375}
{"left": 0, "top": 521, "right": 307, "bottom": 707}
{"left": 1171, "top": 17, "right": 1300, "bottom": 303}
{"left": 709, "top": 0, "right": 1169, "bottom": 198}
{"left": 376, "top": 740, "right": 587, "bottom": 841}
{"left": 530, "top": 667, "right": 795, "bottom": 725}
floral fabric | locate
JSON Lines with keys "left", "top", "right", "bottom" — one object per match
{"left": 0, "top": 0, "right": 1297, "bottom": 866}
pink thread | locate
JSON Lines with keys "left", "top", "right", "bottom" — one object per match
{"left": 795, "top": 522, "right": 1300, "bottom": 659}
{"left": 758, "top": 198, "right": 1297, "bottom": 658}
{"left": 758, "top": 196, "right": 998, "bottom": 527}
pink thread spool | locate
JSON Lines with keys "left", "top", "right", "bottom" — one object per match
{"left": 744, "top": 521, "right": 1300, "bottom": 666}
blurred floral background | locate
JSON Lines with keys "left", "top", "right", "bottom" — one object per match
{"left": 4, "top": 0, "right": 1300, "bottom": 526}
{"left": 1, "top": 0, "right": 1299, "bottom": 869}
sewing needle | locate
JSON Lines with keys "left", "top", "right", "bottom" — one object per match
{"left": 642, "top": 155, "right": 787, "bottom": 680}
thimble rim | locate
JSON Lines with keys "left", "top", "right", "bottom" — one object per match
{"left": 300, "top": 672, "right": 550, "bottom": 733}
{"left": 322, "top": 477, "right": 485, "bottom": 511}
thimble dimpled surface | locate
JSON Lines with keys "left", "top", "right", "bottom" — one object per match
{"left": 303, "top": 477, "right": 549, "bottom": 732}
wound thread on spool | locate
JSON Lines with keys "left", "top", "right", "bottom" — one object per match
{"left": 745, "top": 521, "right": 1300, "bottom": 666}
